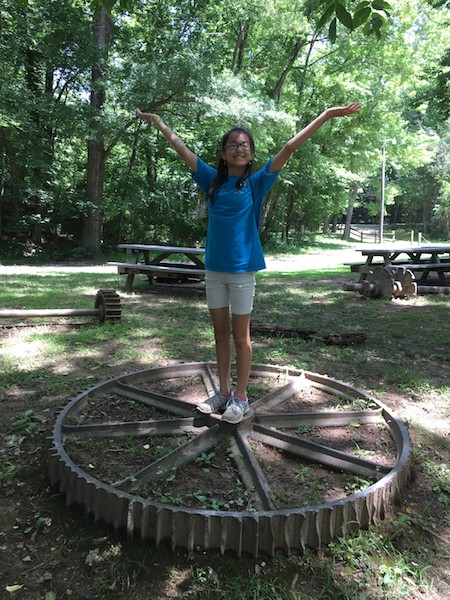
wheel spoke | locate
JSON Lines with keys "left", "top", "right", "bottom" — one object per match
{"left": 113, "top": 424, "right": 221, "bottom": 491}
{"left": 115, "top": 381, "right": 195, "bottom": 416}
{"left": 250, "top": 380, "right": 303, "bottom": 411}
{"left": 203, "top": 363, "right": 220, "bottom": 394}
{"left": 252, "top": 424, "right": 390, "bottom": 480}
{"left": 254, "top": 409, "right": 384, "bottom": 428}
{"left": 230, "top": 431, "right": 275, "bottom": 511}
{"left": 62, "top": 416, "right": 207, "bottom": 437}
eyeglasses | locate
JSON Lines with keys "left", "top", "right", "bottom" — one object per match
{"left": 224, "top": 141, "right": 251, "bottom": 151}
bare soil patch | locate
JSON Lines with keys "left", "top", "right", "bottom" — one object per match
{"left": 53, "top": 371, "right": 402, "bottom": 515}
{"left": 1, "top": 254, "right": 449, "bottom": 600}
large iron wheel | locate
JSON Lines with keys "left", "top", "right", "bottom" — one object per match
{"left": 48, "top": 362, "right": 412, "bottom": 556}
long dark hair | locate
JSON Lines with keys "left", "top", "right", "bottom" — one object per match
{"left": 208, "top": 127, "right": 255, "bottom": 202}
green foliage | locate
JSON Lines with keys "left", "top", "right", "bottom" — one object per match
{"left": 0, "top": 461, "right": 21, "bottom": 486}
{"left": 317, "top": 0, "right": 393, "bottom": 43}
{"left": 1, "top": 0, "right": 450, "bottom": 254}
{"left": 10, "top": 410, "right": 44, "bottom": 443}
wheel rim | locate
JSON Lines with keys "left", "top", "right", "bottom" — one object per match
{"left": 48, "top": 362, "right": 413, "bottom": 556}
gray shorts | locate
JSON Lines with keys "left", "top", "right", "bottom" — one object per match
{"left": 205, "top": 270, "right": 256, "bottom": 315}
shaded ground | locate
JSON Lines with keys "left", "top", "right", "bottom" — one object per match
{"left": 0, "top": 250, "right": 449, "bottom": 600}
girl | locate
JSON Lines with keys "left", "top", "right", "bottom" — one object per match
{"left": 136, "top": 103, "right": 360, "bottom": 423}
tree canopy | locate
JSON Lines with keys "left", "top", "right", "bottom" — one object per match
{"left": 1, "top": 0, "right": 449, "bottom": 257}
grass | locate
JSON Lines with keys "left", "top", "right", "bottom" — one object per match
{"left": 0, "top": 238, "right": 449, "bottom": 599}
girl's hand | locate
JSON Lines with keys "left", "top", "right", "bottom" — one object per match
{"left": 326, "top": 103, "right": 361, "bottom": 118}
{"left": 135, "top": 108, "right": 197, "bottom": 171}
{"left": 270, "top": 102, "right": 361, "bottom": 172}
{"left": 136, "top": 108, "right": 161, "bottom": 124}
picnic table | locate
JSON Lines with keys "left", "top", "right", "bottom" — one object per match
{"left": 108, "top": 244, "right": 206, "bottom": 291}
{"left": 343, "top": 244, "right": 450, "bottom": 298}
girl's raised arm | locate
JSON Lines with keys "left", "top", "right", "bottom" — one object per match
{"left": 270, "top": 103, "right": 361, "bottom": 173}
{"left": 136, "top": 108, "right": 198, "bottom": 172}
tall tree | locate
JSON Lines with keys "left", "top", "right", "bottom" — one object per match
{"left": 82, "top": 4, "right": 113, "bottom": 255}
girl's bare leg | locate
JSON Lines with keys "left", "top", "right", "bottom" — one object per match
{"left": 231, "top": 313, "right": 252, "bottom": 399}
{"left": 209, "top": 307, "right": 232, "bottom": 394}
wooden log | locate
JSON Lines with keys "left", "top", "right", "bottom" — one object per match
{"left": 417, "top": 285, "right": 450, "bottom": 295}
{"left": 250, "top": 323, "right": 316, "bottom": 340}
{"left": 250, "top": 323, "right": 367, "bottom": 346}
{"left": 343, "top": 282, "right": 370, "bottom": 293}
{"left": 322, "top": 332, "right": 367, "bottom": 346}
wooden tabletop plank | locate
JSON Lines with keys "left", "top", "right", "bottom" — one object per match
{"left": 118, "top": 244, "right": 205, "bottom": 254}
{"left": 359, "top": 245, "right": 450, "bottom": 256}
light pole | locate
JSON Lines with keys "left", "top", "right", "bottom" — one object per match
{"left": 380, "top": 141, "right": 386, "bottom": 244}
{"left": 380, "top": 138, "right": 396, "bottom": 244}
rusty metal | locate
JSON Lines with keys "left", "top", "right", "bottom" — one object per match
{"left": 343, "top": 265, "right": 450, "bottom": 298}
{"left": 0, "top": 290, "right": 121, "bottom": 323}
{"left": 343, "top": 266, "right": 417, "bottom": 299}
{"left": 48, "top": 362, "right": 412, "bottom": 556}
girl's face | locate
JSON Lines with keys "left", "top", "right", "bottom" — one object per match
{"left": 221, "top": 131, "right": 253, "bottom": 175}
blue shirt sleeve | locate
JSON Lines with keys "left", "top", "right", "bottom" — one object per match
{"left": 192, "top": 158, "right": 217, "bottom": 194}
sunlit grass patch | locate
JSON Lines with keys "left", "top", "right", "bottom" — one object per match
{"left": 0, "top": 251, "right": 449, "bottom": 600}
{"left": 326, "top": 526, "right": 435, "bottom": 600}
{"left": 0, "top": 272, "right": 119, "bottom": 308}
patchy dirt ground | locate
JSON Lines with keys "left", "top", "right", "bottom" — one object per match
{"left": 1, "top": 344, "right": 449, "bottom": 599}
{"left": 52, "top": 371, "right": 400, "bottom": 512}
{"left": 1, "top": 254, "right": 449, "bottom": 600}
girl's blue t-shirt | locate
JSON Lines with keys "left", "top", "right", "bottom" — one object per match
{"left": 192, "top": 158, "right": 280, "bottom": 273}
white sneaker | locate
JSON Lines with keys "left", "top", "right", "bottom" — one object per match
{"left": 221, "top": 397, "right": 249, "bottom": 424}
{"left": 197, "top": 390, "right": 232, "bottom": 414}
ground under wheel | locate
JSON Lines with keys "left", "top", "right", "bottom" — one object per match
{"left": 48, "top": 362, "right": 413, "bottom": 556}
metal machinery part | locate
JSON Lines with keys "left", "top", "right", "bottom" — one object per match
{"left": 48, "top": 362, "right": 412, "bottom": 557}
{"left": 93, "top": 290, "right": 122, "bottom": 323}
{"left": 0, "top": 290, "right": 121, "bottom": 324}
{"left": 343, "top": 266, "right": 417, "bottom": 299}
{"left": 367, "top": 266, "right": 417, "bottom": 299}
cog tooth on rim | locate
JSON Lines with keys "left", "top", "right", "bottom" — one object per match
{"left": 48, "top": 362, "right": 413, "bottom": 556}
{"left": 94, "top": 289, "right": 122, "bottom": 323}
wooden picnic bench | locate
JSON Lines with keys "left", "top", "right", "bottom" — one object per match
{"left": 343, "top": 244, "right": 450, "bottom": 298}
{"left": 108, "top": 244, "right": 206, "bottom": 291}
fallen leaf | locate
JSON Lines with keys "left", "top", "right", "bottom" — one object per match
{"left": 6, "top": 585, "right": 24, "bottom": 593}
{"left": 38, "top": 572, "right": 53, "bottom": 584}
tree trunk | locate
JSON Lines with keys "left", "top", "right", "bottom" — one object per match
{"left": 231, "top": 21, "right": 249, "bottom": 73}
{"left": 331, "top": 214, "right": 338, "bottom": 233}
{"left": 82, "top": 6, "right": 112, "bottom": 257}
{"left": 343, "top": 202, "right": 354, "bottom": 240}
{"left": 260, "top": 192, "right": 275, "bottom": 244}
{"left": 271, "top": 38, "right": 302, "bottom": 103}
{"left": 283, "top": 196, "right": 295, "bottom": 241}
{"left": 0, "top": 148, "right": 4, "bottom": 237}
{"left": 422, "top": 198, "right": 433, "bottom": 234}
{"left": 25, "top": 47, "right": 44, "bottom": 244}
{"left": 343, "top": 183, "right": 358, "bottom": 240}
{"left": 83, "top": 141, "right": 106, "bottom": 252}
